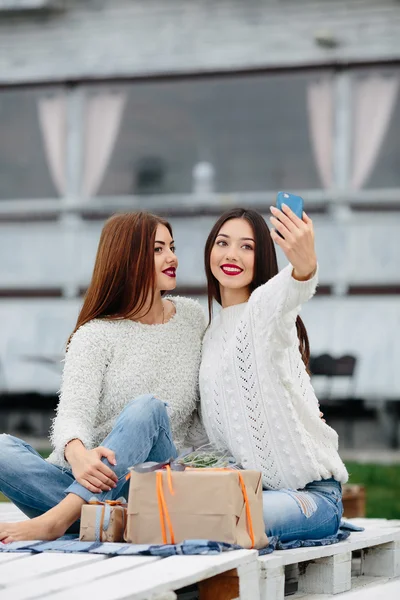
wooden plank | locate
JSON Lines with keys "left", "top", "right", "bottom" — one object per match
{"left": 351, "top": 518, "right": 400, "bottom": 529}
{"left": 259, "top": 527, "right": 400, "bottom": 569}
{"left": 0, "top": 552, "right": 105, "bottom": 588}
{"left": 0, "top": 552, "right": 32, "bottom": 564}
{"left": 49, "top": 550, "right": 257, "bottom": 600}
{"left": 0, "top": 514, "right": 29, "bottom": 523}
{"left": 0, "top": 504, "right": 26, "bottom": 518}
{"left": 0, "top": 555, "right": 161, "bottom": 600}
{"left": 258, "top": 556, "right": 285, "bottom": 600}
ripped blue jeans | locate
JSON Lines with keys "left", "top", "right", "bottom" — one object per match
{"left": 263, "top": 478, "right": 343, "bottom": 542}
{"left": 0, "top": 395, "right": 177, "bottom": 533}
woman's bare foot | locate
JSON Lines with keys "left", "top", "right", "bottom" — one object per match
{"left": 0, "top": 493, "right": 86, "bottom": 544}
{"left": 0, "top": 513, "right": 67, "bottom": 544}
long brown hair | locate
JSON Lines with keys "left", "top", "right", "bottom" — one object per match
{"left": 68, "top": 212, "right": 172, "bottom": 344}
{"left": 204, "top": 208, "right": 310, "bottom": 367}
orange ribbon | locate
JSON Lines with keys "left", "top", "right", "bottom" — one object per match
{"left": 156, "top": 468, "right": 176, "bottom": 544}
{"left": 155, "top": 466, "right": 256, "bottom": 548}
{"left": 88, "top": 498, "right": 127, "bottom": 540}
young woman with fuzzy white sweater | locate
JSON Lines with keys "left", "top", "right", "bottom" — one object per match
{"left": 0, "top": 212, "right": 206, "bottom": 543}
{"left": 200, "top": 205, "right": 348, "bottom": 542}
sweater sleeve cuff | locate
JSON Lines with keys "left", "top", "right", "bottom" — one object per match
{"left": 48, "top": 428, "right": 93, "bottom": 469}
{"left": 286, "top": 263, "right": 319, "bottom": 307}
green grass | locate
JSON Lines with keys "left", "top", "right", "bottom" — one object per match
{"left": 346, "top": 462, "right": 400, "bottom": 519}
{"left": 1, "top": 459, "right": 400, "bottom": 519}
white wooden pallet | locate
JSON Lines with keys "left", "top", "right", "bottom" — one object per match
{"left": 1, "top": 504, "right": 400, "bottom": 599}
{"left": 0, "top": 504, "right": 258, "bottom": 600}
{"left": 259, "top": 519, "right": 400, "bottom": 599}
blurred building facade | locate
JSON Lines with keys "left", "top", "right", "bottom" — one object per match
{"left": 0, "top": 0, "right": 399, "bottom": 444}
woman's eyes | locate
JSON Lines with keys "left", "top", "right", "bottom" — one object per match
{"left": 155, "top": 246, "right": 176, "bottom": 253}
{"left": 215, "top": 240, "right": 253, "bottom": 250}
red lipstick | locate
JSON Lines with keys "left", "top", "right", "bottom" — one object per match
{"left": 220, "top": 264, "right": 243, "bottom": 276}
{"left": 162, "top": 267, "right": 176, "bottom": 278}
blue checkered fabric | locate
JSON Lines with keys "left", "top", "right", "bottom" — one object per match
{"left": 0, "top": 520, "right": 360, "bottom": 556}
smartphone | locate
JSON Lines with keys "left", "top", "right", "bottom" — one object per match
{"left": 276, "top": 191, "right": 304, "bottom": 220}
{"left": 275, "top": 191, "right": 304, "bottom": 238}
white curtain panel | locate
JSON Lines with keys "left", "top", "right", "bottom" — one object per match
{"left": 307, "top": 78, "right": 334, "bottom": 189}
{"left": 351, "top": 74, "right": 400, "bottom": 190}
{"left": 82, "top": 92, "right": 127, "bottom": 198}
{"left": 37, "top": 95, "right": 67, "bottom": 196}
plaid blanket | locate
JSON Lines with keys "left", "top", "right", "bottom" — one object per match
{"left": 0, "top": 520, "right": 359, "bottom": 556}
{"left": 0, "top": 538, "right": 241, "bottom": 556}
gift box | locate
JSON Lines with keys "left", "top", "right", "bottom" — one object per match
{"left": 125, "top": 468, "right": 268, "bottom": 550}
{"left": 79, "top": 498, "right": 127, "bottom": 542}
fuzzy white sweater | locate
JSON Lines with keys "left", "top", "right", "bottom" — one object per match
{"left": 48, "top": 297, "right": 207, "bottom": 468}
{"left": 199, "top": 265, "right": 349, "bottom": 491}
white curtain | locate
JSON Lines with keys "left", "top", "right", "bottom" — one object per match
{"left": 351, "top": 74, "right": 399, "bottom": 190}
{"left": 82, "top": 92, "right": 126, "bottom": 198}
{"left": 37, "top": 95, "right": 67, "bottom": 196}
{"left": 307, "top": 78, "right": 334, "bottom": 189}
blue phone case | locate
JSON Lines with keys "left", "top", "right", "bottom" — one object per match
{"left": 276, "top": 191, "right": 304, "bottom": 220}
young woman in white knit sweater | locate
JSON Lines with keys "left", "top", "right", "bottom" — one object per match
{"left": 0, "top": 212, "right": 206, "bottom": 543}
{"left": 200, "top": 205, "right": 349, "bottom": 542}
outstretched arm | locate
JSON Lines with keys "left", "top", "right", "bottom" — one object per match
{"left": 249, "top": 205, "right": 318, "bottom": 331}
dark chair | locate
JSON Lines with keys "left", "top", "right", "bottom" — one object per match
{"left": 333, "top": 354, "right": 358, "bottom": 447}
{"left": 335, "top": 355, "right": 357, "bottom": 377}
{"left": 309, "top": 353, "right": 336, "bottom": 377}
{"left": 310, "top": 353, "right": 360, "bottom": 448}
{"left": 309, "top": 353, "right": 336, "bottom": 401}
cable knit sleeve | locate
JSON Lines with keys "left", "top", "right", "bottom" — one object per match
{"left": 249, "top": 263, "right": 318, "bottom": 344}
{"left": 48, "top": 321, "right": 110, "bottom": 467}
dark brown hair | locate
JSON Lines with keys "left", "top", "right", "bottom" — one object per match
{"left": 68, "top": 212, "right": 172, "bottom": 344}
{"left": 204, "top": 208, "right": 310, "bottom": 367}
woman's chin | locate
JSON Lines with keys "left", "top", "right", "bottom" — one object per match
{"left": 217, "top": 277, "right": 249, "bottom": 290}
{"left": 160, "top": 280, "right": 177, "bottom": 292}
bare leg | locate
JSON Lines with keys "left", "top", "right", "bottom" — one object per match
{"left": 0, "top": 396, "right": 176, "bottom": 543}
{"left": 0, "top": 494, "right": 85, "bottom": 543}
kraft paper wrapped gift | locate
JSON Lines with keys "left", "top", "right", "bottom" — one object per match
{"left": 79, "top": 499, "right": 127, "bottom": 542}
{"left": 125, "top": 468, "right": 268, "bottom": 550}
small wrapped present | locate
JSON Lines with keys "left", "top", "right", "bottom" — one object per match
{"left": 79, "top": 497, "right": 127, "bottom": 542}
{"left": 125, "top": 466, "right": 268, "bottom": 550}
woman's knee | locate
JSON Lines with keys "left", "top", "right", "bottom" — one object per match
{"left": 119, "top": 395, "right": 168, "bottom": 426}
{"left": 0, "top": 434, "right": 20, "bottom": 468}
{"left": 0, "top": 433, "right": 16, "bottom": 453}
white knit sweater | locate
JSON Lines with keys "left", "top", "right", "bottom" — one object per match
{"left": 48, "top": 297, "right": 206, "bottom": 468}
{"left": 199, "top": 265, "right": 349, "bottom": 491}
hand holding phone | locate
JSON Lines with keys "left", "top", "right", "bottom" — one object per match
{"left": 276, "top": 191, "right": 304, "bottom": 219}
{"left": 270, "top": 192, "right": 317, "bottom": 280}
{"left": 274, "top": 192, "right": 304, "bottom": 238}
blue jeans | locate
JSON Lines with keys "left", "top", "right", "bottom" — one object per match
{"left": 0, "top": 394, "right": 177, "bottom": 532}
{"left": 263, "top": 478, "right": 343, "bottom": 542}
